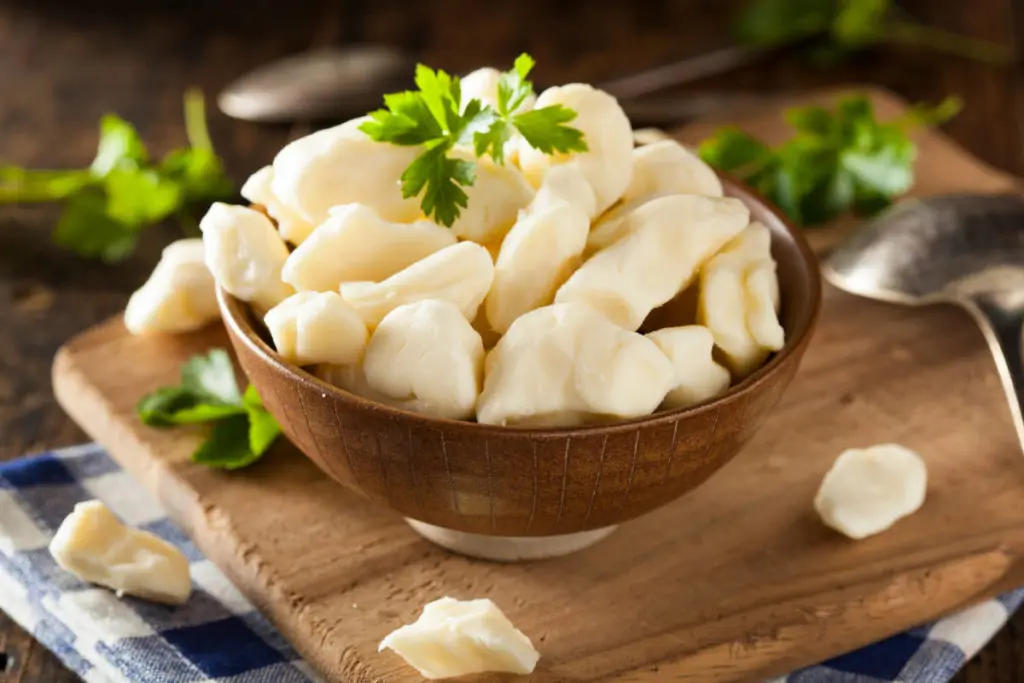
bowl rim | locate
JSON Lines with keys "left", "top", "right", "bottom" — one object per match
{"left": 219, "top": 174, "right": 822, "bottom": 437}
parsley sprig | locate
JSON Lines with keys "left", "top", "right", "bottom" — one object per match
{"left": 699, "top": 94, "right": 961, "bottom": 226}
{"left": 735, "top": 0, "right": 1013, "bottom": 64}
{"left": 138, "top": 349, "right": 281, "bottom": 470}
{"left": 360, "top": 54, "right": 588, "bottom": 227}
{"left": 0, "top": 90, "right": 233, "bottom": 262}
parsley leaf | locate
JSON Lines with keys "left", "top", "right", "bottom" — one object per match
{"left": 181, "top": 349, "right": 243, "bottom": 405}
{"left": 0, "top": 89, "right": 233, "bottom": 261}
{"left": 137, "top": 348, "right": 281, "bottom": 470}
{"left": 735, "top": 0, "right": 1012, "bottom": 64}
{"left": 699, "top": 94, "right": 961, "bottom": 227}
{"left": 512, "top": 106, "right": 588, "bottom": 155}
{"left": 401, "top": 144, "right": 475, "bottom": 228}
{"left": 361, "top": 53, "right": 587, "bottom": 226}
{"left": 192, "top": 415, "right": 263, "bottom": 470}
{"left": 497, "top": 53, "right": 536, "bottom": 116}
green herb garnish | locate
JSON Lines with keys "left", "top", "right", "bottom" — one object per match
{"left": 360, "top": 53, "right": 588, "bottom": 227}
{"left": 0, "top": 89, "right": 233, "bottom": 262}
{"left": 699, "top": 94, "right": 961, "bottom": 226}
{"left": 735, "top": 0, "right": 1013, "bottom": 64}
{"left": 138, "top": 349, "right": 281, "bottom": 470}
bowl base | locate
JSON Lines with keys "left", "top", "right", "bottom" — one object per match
{"left": 405, "top": 519, "right": 617, "bottom": 562}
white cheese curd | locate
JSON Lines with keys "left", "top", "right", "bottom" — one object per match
{"left": 124, "top": 238, "right": 218, "bottom": 335}
{"left": 340, "top": 241, "right": 494, "bottom": 328}
{"left": 622, "top": 140, "right": 722, "bottom": 203}
{"left": 270, "top": 117, "right": 422, "bottom": 227}
{"left": 361, "top": 300, "right": 484, "bottom": 419}
{"left": 49, "top": 501, "right": 191, "bottom": 605}
{"left": 264, "top": 291, "right": 368, "bottom": 367}
{"left": 517, "top": 84, "right": 634, "bottom": 215}
{"left": 814, "top": 444, "right": 928, "bottom": 540}
{"left": 589, "top": 140, "right": 724, "bottom": 250}
{"left": 281, "top": 204, "right": 456, "bottom": 292}
{"left": 379, "top": 597, "right": 540, "bottom": 679}
{"left": 240, "top": 165, "right": 316, "bottom": 245}
{"left": 646, "top": 326, "right": 731, "bottom": 409}
{"left": 746, "top": 259, "right": 783, "bottom": 348}
{"left": 485, "top": 169, "right": 591, "bottom": 334}
{"left": 528, "top": 163, "right": 597, "bottom": 219}
{"left": 556, "top": 194, "right": 749, "bottom": 330}
{"left": 697, "top": 221, "right": 785, "bottom": 379}
{"left": 477, "top": 303, "right": 674, "bottom": 427}
{"left": 200, "top": 202, "right": 294, "bottom": 312}
{"left": 448, "top": 149, "right": 535, "bottom": 245}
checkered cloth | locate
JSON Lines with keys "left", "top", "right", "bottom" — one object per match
{"left": 0, "top": 445, "right": 319, "bottom": 682}
{"left": 0, "top": 445, "right": 1021, "bottom": 683}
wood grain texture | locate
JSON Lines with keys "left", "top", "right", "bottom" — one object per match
{"left": 4, "top": 0, "right": 1024, "bottom": 679}
{"left": 48, "top": 89, "right": 1024, "bottom": 682}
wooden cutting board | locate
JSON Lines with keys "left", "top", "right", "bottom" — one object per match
{"left": 52, "top": 88, "right": 1024, "bottom": 683}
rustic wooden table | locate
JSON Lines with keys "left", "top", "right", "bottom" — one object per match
{"left": 1, "top": 0, "right": 1023, "bottom": 680}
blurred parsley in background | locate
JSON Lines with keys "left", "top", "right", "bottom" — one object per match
{"left": 0, "top": 90, "right": 232, "bottom": 262}
{"left": 699, "top": 94, "right": 962, "bottom": 226}
{"left": 735, "top": 0, "right": 1012, "bottom": 64}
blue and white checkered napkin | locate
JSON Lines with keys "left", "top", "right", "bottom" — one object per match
{"left": 1, "top": 445, "right": 1022, "bottom": 683}
{"left": 0, "top": 444, "right": 320, "bottom": 683}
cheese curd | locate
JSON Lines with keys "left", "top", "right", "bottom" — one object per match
{"left": 589, "top": 140, "right": 723, "bottom": 251}
{"left": 622, "top": 140, "right": 723, "bottom": 203}
{"left": 361, "top": 300, "right": 484, "bottom": 419}
{"left": 270, "top": 117, "right": 422, "bottom": 226}
{"left": 124, "top": 239, "right": 218, "bottom": 335}
{"left": 477, "top": 303, "right": 674, "bottom": 427}
{"left": 380, "top": 597, "right": 540, "bottom": 679}
{"left": 814, "top": 444, "right": 928, "bottom": 540}
{"left": 200, "top": 202, "right": 293, "bottom": 312}
{"left": 647, "top": 326, "right": 731, "bottom": 409}
{"left": 697, "top": 221, "right": 785, "bottom": 378}
{"left": 264, "top": 291, "right": 368, "bottom": 367}
{"left": 485, "top": 168, "right": 591, "bottom": 334}
{"left": 240, "top": 165, "right": 316, "bottom": 245}
{"left": 49, "top": 501, "right": 191, "bottom": 605}
{"left": 518, "top": 84, "right": 634, "bottom": 215}
{"left": 281, "top": 204, "right": 456, "bottom": 292}
{"left": 340, "top": 242, "right": 495, "bottom": 328}
{"left": 556, "top": 194, "right": 750, "bottom": 330}
{"left": 448, "top": 149, "right": 535, "bottom": 245}
{"left": 529, "top": 163, "right": 597, "bottom": 218}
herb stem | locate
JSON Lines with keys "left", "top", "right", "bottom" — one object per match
{"left": 0, "top": 169, "right": 94, "bottom": 203}
{"left": 885, "top": 20, "right": 1014, "bottom": 64}
{"left": 184, "top": 88, "right": 213, "bottom": 151}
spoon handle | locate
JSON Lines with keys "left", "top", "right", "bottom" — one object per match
{"left": 961, "top": 291, "right": 1024, "bottom": 453}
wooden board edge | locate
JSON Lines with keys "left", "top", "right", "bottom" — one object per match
{"left": 51, "top": 336, "right": 352, "bottom": 682}
{"left": 606, "top": 545, "right": 1024, "bottom": 682}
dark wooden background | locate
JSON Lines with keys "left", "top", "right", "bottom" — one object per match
{"left": 1, "top": 0, "right": 1023, "bottom": 680}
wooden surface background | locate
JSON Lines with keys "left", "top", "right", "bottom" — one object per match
{"left": 2, "top": 0, "right": 1024, "bottom": 680}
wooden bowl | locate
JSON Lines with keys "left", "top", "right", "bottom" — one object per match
{"left": 219, "top": 177, "right": 821, "bottom": 543}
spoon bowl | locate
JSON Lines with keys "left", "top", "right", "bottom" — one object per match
{"left": 825, "top": 193, "right": 1024, "bottom": 451}
{"left": 218, "top": 45, "right": 415, "bottom": 123}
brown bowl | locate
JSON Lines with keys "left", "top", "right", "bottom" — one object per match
{"left": 219, "top": 177, "right": 821, "bottom": 538}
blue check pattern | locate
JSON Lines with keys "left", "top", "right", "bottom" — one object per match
{"left": 0, "top": 445, "right": 319, "bottom": 683}
{"left": 0, "top": 444, "right": 1021, "bottom": 683}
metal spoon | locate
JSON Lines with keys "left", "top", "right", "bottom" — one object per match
{"left": 217, "top": 43, "right": 777, "bottom": 126}
{"left": 824, "top": 194, "right": 1024, "bottom": 451}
